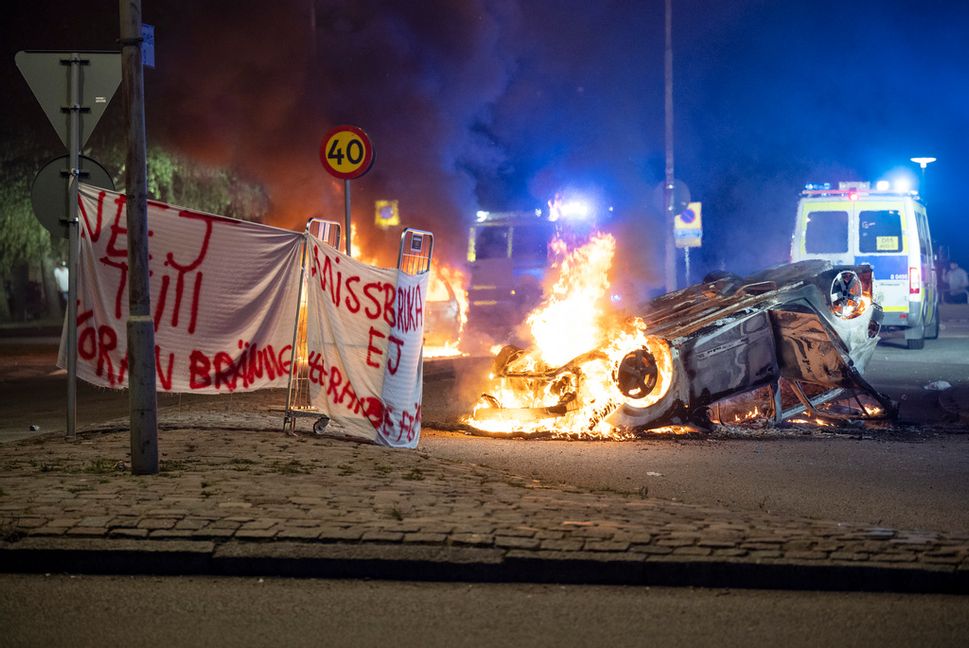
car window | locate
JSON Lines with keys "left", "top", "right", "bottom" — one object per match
{"left": 475, "top": 227, "right": 510, "bottom": 259}
{"left": 805, "top": 210, "right": 848, "bottom": 253}
{"left": 858, "top": 210, "right": 903, "bottom": 253}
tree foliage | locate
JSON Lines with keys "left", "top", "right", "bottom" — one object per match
{"left": 0, "top": 134, "right": 268, "bottom": 321}
{"left": 0, "top": 140, "right": 56, "bottom": 277}
{"left": 104, "top": 144, "right": 269, "bottom": 222}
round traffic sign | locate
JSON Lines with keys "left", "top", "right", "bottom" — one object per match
{"left": 679, "top": 208, "right": 696, "bottom": 224}
{"left": 31, "top": 155, "right": 115, "bottom": 239}
{"left": 320, "top": 125, "right": 374, "bottom": 179}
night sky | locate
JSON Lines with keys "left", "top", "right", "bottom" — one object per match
{"left": 3, "top": 0, "right": 968, "bottom": 282}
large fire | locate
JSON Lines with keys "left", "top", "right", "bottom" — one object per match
{"left": 465, "top": 232, "right": 674, "bottom": 438}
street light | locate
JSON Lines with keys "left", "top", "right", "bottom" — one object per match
{"left": 910, "top": 156, "right": 936, "bottom": 199}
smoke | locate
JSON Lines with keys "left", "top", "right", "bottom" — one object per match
{"left": 148, "top": 0, "right": 520, "bottom": 266}
{"left": 7, "top": 0, "right": 969, "bottom": 276}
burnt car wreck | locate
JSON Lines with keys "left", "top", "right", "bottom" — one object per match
{"left": 469, "top": 260, "right": 896, "bottom": 436}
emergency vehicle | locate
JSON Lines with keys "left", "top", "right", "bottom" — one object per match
{"left": 466, "top": 210, "right": 555, "bottom": 333}
{"left": 791, "top": 181, "right": 939, "bottom": 349}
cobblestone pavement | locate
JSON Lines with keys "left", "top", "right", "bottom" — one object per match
{"left": 1, "top": 399, "right": 968, "bottom": 592}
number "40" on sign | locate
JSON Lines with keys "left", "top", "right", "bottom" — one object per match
{"left": 320, "top": 125, "right": 374, "bottom": 180}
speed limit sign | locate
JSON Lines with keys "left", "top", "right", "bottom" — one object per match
{"left": 320, "top": 125, "right": 374, "bottom": 179}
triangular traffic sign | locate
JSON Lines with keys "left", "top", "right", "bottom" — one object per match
{"left": 15, "top": 50, "right": 121, "bottom": 149}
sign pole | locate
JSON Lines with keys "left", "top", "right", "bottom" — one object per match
{"left": 65, "top": 53, "right": 81, "bottom": 440}
{"left": 663, "top": 0, "right": 676, "bottom": 293}
{"left": 684, "top": 247, "right": 691, "bottom": 286}
{"left": 344, "top": 179, "right": 352, "bottom": 257}
{"left": 16, "top": 49, "right": 121, "bottom": 440}
{"left": 120, "top": 0, "right": 158, "bottom": 474}
{"left": 320, "top": 125, "right": 373, "bottom": 259}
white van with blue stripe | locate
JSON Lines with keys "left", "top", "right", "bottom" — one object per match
{"left": 791, "top": 181, "right": 939, "bottom": 349}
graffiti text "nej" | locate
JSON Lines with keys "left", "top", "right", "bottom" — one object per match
{"left": 78, "top": 189, "right": 240, "bottom": 335}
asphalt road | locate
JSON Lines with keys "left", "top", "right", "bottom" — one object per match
{"left": 2, "top": 322, "right": 968, "bottom": 535}
{"left": 419, "top": 327, "right": 969, "bottom": 534}
{"left": 1, "top": 574, "right": 967, "bottom": 648}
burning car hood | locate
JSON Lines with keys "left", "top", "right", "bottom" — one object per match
{"left": 469, "top": 260, "right": 893, "bottom": 436}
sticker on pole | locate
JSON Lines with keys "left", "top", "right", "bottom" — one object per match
{"left": 320, "top": 125, "right": 374, "bottom": 179}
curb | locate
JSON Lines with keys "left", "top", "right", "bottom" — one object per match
{"left": 2, "top": 538, "right": 967, "bottom": 594}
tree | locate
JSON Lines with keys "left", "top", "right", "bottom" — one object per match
{"left": 0, "top": 139, "right": 59, "bottom": 322}
{"left": 102, "top": 142, "right": 269, "bottom": 222}
{"left": 0, "top": 135, "right": 269, "bottom": 322}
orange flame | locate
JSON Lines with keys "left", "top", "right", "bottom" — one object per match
{"left": 425, "top": 264, "right": 470, "bottom": 358}
{"left": 527, "top": 233, "right": 616, "bottom": 367}
{"left": 466, "top": 232, "right": 675, "bottom": 438}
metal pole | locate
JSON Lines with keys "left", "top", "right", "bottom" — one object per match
{"left": 66, "top": 54, "right": 81, "bottom": 440}
{"left": 663, "top": 0, "right": 676, "bottom": 293}
{"left": 283, "top": 234, "right": 309, "bottom": 431}
{"left": 684, "top": 246, "right": 691, "bottom": 286}
{"left": 120, "top": 0, "right": 158, "bottom": 474}
{"left": 344, "top": 179, "right": 352, "bottom": 256}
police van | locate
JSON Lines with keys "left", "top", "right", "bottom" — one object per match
{"left": 791, "top": 181, "right": 939, "bottom": 349}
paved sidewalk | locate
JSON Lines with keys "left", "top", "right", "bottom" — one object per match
{"left": 1, "top": 403, "right": 968, "bottom": 593}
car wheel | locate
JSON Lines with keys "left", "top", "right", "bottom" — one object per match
{"left": 907, "top": 336, "right": 925, "bottom": 350}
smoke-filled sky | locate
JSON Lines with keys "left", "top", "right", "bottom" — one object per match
{"left": 4, "top": 0, "right": 969, "bottom": 278}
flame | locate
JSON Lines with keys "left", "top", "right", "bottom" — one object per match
{"left": 527, "top": 233, "right": 616, "bottom": 367}
{"left": 345, "top": 223, "right": 470, "bottom": 357}
{"left": 425, "top": 264, "right": 471, "bottom": 358}
{"left": 466, "top": 232, "right": 675, "bottom": 438}
{"left": 349, "top": 223, "right": 383, "bottom": 267}
{"left": 863, "top": 403, "right": 883, "bottom": 416}
{"left": 732, "top": 406, "right": 762, "bottom": 423}
{"left": 788, "top": 416, "right": 834, "bottom": 427}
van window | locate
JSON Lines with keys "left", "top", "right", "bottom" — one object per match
{"left": 475, "top": 227, "right": 510, "bottom": 259}
{"left": 915, "top": 209, "right": 931, "bottom": 258}
{"left": 859, "top": 210, "right": 903, "bottom": 253}
{"left": 805, "top": 211, "right": 848, "bottom": 253}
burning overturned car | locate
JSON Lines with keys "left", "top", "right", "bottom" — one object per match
{"left": 466, "top": 234, "right": 894, "bottom": 437}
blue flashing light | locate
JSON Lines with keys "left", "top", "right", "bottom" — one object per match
{"left": 804, "top": 182, "right": 832, "bottom": 191}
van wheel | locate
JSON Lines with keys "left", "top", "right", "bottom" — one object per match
{"left": 925, "top": 305, "right": 940, "bottom": 340}
{"left": 907, "top": 336, "right": 925, "bottom": 350}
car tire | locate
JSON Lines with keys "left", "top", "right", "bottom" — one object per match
{"left": 907, "top": 336, "right": 925, "bottom": 350}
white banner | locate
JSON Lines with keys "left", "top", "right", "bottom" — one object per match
{"left": 64, "top": 184, "right": 303, "bottom": 393}
{"left": 304, "top": 236, "right": 427, "bottom": 448}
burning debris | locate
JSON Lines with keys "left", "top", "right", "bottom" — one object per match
{"left": 466, "top": 235, "right": 894, "bottom": 438}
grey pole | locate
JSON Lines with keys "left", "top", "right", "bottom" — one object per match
{"left": 66, "top": 53, "right": 81, "bottom": 440}
{"left": 344, "top": 179, "right": 352, "bottom": 257}
{"left": 684, "top": 246, "right": 691, "bottom": 286}
{"left": 663, "top": 0, "right": 676, "bottom": 293}
{"left": 120, "top": 0, "right": 158, "bottom": 474}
